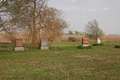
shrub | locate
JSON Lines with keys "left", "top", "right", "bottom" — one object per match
{"left": 68, "top": 37, "right": 77, "bottom": 42}
{"left": 115, "top": 45, "right": 120, "bottom": 48}
{"left": 92, "top": 43, "right": 104, "bottom": 46}
{"left": 77, "top": 45, "right": 93, "bottom": 49}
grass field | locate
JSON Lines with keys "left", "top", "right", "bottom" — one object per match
{"left": 0, "top": 42, "right": 120, "bottom": 80}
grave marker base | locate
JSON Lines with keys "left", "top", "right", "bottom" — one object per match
{"left": 82, "top": 45, "right": 90, "bottom": 46}
{"left": 14, "top": 47, "right": 24, "bottom": 51}
{"left": 41, "top": 46, "right": 49, "bottom": 50}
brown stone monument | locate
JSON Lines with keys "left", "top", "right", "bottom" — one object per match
{"left": 14, "top": 39, "right": 24, "bottom": 51}
{"left": 82, "top": 38, "right": 89, "bottom": 46}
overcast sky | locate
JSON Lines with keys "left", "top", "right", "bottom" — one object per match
{"left": 48, "top": 0, "right": 120, "bottom": 34}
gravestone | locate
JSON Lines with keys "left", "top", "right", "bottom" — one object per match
{"left": 40, "top": 39, "right": 49, "bottom": 50}
{"left": 82, "top": 38, "right": 89, "bottom": 46}
{"left": 96, "top": 38, "right": 101, "bottom": 44}
{"left": 14, "top": 39, "right": 24, "bottom": 51}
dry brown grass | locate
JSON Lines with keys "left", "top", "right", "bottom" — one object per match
{"left": 61, "top": 35, "right": 120, "bottom": 42}
{"left": 61, "top": 35, "right": 84, "bottom": 42}
{"left": 0, "top": 34, "right": 120, "bottom": 42}
{"left": 101, "top": 35, "right": 120, "bottom": 42}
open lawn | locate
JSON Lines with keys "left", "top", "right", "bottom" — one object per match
{"left": 0, "top": 42, "right": 120, "bottom": 80}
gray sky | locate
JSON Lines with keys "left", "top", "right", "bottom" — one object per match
{"left": 48, "top": 0, "right": 120, "bottom": 34}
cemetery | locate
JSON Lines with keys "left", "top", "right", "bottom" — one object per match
{"left": 0, "top": 0, "right": 120, "bottom": 80}
{"left": 0, "top": 25, "right": 120, "bottom": 80}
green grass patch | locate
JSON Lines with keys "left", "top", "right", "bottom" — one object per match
{"left": 0, "top": 43, "right": 38, "bottom": 51}
{"left": 77, "top": 45, "right": 93, "bottom": 49}
{"left": 92, "top": 43, "right": 104, "bottom": 46}
{"left": 114, "top": 45, "right": 120, "bottom": 48}
{"left": 0, "top": 41, "right": 120, "bottom": 80}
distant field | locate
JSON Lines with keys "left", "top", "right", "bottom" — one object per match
{"left": 61, "top": 35, "right": 120, "bottom": 42}
{"left": 0, "top": 42, "right": 120, "bottom": 80}
{"left": 0, "top": 34, "right": 120, "bottom": 42}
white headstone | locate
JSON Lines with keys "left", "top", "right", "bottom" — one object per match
{"left": 40, "top": 39, "right": 49, "bottom": 50}
{"left": 96, "top": 38, "right": 101, "bottom": 44}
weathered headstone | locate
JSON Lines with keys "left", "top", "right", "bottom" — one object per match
{"left": 96, "top": 38, "right": 101, "bottom": 44}
{"left": 14, "top": 39, "right": 24, "bottom": 51}
{"left": 40, "top": 39, "right": 49, "bottom": 50}
{"left": 82, "top": 38, "right": 89, "bottom": 46}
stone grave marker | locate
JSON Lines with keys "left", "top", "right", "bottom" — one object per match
{"left": 14, "top": 39, "right": 24, "bottom": 51}
{"left": 40, "top": 39, "right": 49, "bottom": 50}
{"left": 96, "top": 38, "right": 101, "bottom": 44}
{"left": 82, "top": 38, "right": 89, "bottom": 46}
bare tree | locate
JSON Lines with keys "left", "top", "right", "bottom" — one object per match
{"left": 1, "top": 0, "right": 68, "bottom": 48}
{"left": 40, "top": 7, "right": 68, "bottom": 42}
{"left": 0, "top": 0, "right": 21, "bottom": 43}
{"left": 74, "top": 30, "right": 79, "bottom": 35}
{"left": 0, "top": 0, "right": 8, "bottom": 32}
{"left": 0, "top": 0, "right": 46, "bottom": 45}
{"left": 84, "top": 19, "right": 104, "bottom": 40}
{"left": 21, "top": 1, "right": 68, "bottom": 48}
{"left": 68, "top": 30, "right": 73, "bottom": 35}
